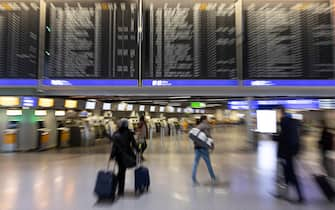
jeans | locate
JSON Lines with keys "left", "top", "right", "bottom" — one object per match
{"left": 192, "top": 148, "right": 216, "bottom": 182}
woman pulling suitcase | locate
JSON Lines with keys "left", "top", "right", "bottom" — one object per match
{"left": 110, "top": 118, "right": 138, "bottom": 196}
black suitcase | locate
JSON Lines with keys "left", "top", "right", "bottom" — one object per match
{"left": 313, "top": 174, "right": 335, "bottom": 202}
{"left": 135, "top": 166, "right": 150, "bottom": 194}
{"left": 94, "top": 161, "right": 118, "bottom": 200}
{"left": 134, "top": 153, "right": 150, "bottom": 194}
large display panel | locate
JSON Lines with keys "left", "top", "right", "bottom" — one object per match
{"left": 142, "top": 0, "right": 238, "bottom": 86}
{"left": 44, "top": 0, "right": 138, "bottom": 85}
{"left": 0, "top": 1, "right": 39, "bottom": 80}
{"left": 243, "top": 0, "right": 334, "bottom": 81}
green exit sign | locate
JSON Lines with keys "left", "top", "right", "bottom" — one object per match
{"left": 191, "top": 102, "right": 206, "bottom": 108}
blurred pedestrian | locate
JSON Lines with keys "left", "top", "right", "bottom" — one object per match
{"left": 318, "top": 119, "right": 333, "bottom": 175}
{"left": 275, "top": 106, "right": 305, "bottom": 203}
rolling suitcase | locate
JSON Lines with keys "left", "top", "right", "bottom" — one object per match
{"left": 313, "top": 174, "right": 335, "bottom": 202}
{"left": 134, "top": 153, "right": 150, "bottom": 194}
{"left": 94, "top": 160, "right": 118, "bottom": 200}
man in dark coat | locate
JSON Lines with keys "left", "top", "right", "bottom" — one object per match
{"left": 276, "top": 106, "right": 305, "bottom": 203}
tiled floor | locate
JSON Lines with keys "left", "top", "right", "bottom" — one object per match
{"left": 0, "top": 126, "right": 334, "bottom": 210}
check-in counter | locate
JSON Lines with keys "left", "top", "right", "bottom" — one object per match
{"left": 37, "top": 128, "right": 51, "bottom": 150}
{"left": 2, "top": 129, "right": 18, "bottom": 152}
{"left": 57, "top": 127, "right": 70, "bottom": 148}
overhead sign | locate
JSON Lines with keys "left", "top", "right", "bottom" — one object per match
{"left": 191, "top": 102, "right": 206, "bottom": 108}
{"left": 38, "top": 98, "right": 54, "bottom": 108}
{"left": 244, "top": 80, "right": 335, "bottom": 87}
{"left": 0, "top": 97, "right": 20, "bottom": 107}
{"left": 143, "top": 80, "right": 239, "bottom": 87}
{"left": 21, "top": 97, "right": 37, "bottom": 108}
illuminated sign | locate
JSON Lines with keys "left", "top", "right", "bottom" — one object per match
{"left": 191, "top": 102, "right": 206, "bottom": 108}
{"left": 0, "top": 97, "right": 20, "bottom": 107}
{"left": 65, "top": 100, "right": 78, "bottom": 109}
{"left": 143, "top": 80, "right": 239, "bottom": 87}
{"left": 85, "top": 101, "right": 96, "bottom": 110}
{"left": 55, "top": 110, "right": 66, "bottom": 116}
{"left": 150, "top": 106, "right": 156, "bottom": 112}
{"left": 102, "top": 103, "right": 112, "bottom": 110}
{"left": 6, "top": 110, "right": 22, "bottom": 116}
{"left": 43, "top": 79, "right": 138, "bottom": 86}
{"left": 38, "top": 98, "right": 54, "bottom": 108}
{"left": 139, "top": 105, "right": 145, "bottom": 111}
{"left": 244, "top": 80, "right": 335, "bottom": 87}
{"left": 35, "top": 110, "right": 47, "bottom": 116}
{"left": 21, "top": 97, "right": 37, "bottom": 107}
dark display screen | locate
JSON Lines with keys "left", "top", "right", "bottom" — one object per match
{"left": 45, "top": 0, "right": 138, "bottom": 79}
{"left": 243, "top": 0, "right": 334, "bottom": 79}
{"left": 0, "top": 1, "right": 39, "bottom": 78}
{"left": 143, "top": 0, "right": 237, "bottom": 79}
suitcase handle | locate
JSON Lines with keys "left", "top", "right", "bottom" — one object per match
{"left": 136, "top": 152, "right": 142, "bottom": 167}
{"left": 107, "top": 159, "right": 117, "bottom": 172}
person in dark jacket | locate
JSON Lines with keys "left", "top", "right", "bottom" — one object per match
{"left": 318, "top": 119, "right": 333, "bottom": 175}
{"left": 276, "top": 107, "right": 305, "bottom": 203}
{"left": 191, "top": 115, "right": 217, "bottom": 186}
{"left": 110, "top": 118, "right": 137, "bottom": 196}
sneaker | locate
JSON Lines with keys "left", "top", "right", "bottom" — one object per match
{"left": 211, "top": 178, "right": 219, "bottom": 186}
{"left": 192, "top": 181, "right": 200, "bottom": 187}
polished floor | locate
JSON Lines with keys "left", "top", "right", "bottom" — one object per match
{"left": 0, "top": 126, "right": 334, "bottom": 210}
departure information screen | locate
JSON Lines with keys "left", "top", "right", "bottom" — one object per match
{"left": 0, "top": 1, "right": 39, "bottom": 78}
{"left": 243, "top": 0, "right": 334, "bottom": 79}
{"left": 143, "top": 0, "right": 237, "bottom": 79}
{"left": 45, "top": 0, "right": 138, "bottom": 79}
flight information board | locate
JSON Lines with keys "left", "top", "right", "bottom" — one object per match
{"left": 243, "top": 0, "right": 334, "bottom": 79}
{"left": 143, "top": 0, "right": 237, "bottom": 80}
{"left": 0, "top": 1, "right": 39, "bottom": 78}
{"left": 45, "top": 0, "right": 138, "bottom": 79}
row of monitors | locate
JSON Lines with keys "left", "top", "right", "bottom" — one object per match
{"left": 0, "top": 97, "right": 97, "bottom": 109}
{"left": 0, "top": 96, "right": 206, "bottom": 113}
{"left": 0, "top": 0, "right": 334, "bottom": 86}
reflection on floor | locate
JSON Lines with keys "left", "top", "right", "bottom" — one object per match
{"left": 0, "top": 126, "right": 333, "bottom": 210}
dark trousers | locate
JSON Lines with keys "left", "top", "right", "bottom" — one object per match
{"left": 321, "top": 151, "right": 331, "bottom": 176}
{"left": 284, "top": 157, "right": 304, "bottom": 200}
{"left": 117, "top": 164, "right": 126, "bottom": 195}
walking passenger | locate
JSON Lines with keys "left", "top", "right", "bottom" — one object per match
{"left": 191, "top": 115, "right": 217, "bottom": 186}
{"left": 275, "top": 107, "right": 305, "bottom": 203}
{"left": 318, "top": 119, "right": 333, "bottom": 175}
{"left": 110, "top": 119, "right": 137, "bottom": 196}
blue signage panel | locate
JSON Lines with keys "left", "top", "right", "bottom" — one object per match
{"left": 244, "top": 80, "right": 335, "bottom": 87}
{"left": 257, "top": 99, "right": 319, "bottom": 110}
{"left": 142, "top": 80, "right": 239, "bottom": 87}
{"left": 0, "top": 79, "right": 38, "bottom": 86}
{"left": 21, "top": 97, "right": 37, "bottom": 108}
{"left": 228, "top": 99, "right": 320, "bottom": 110}
{"left": 42, "top": 79, "right": 138, "bottom": 87}
{"left": 228, "top": 101, "right": 250, "bottom": 110}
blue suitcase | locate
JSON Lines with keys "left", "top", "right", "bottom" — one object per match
{"left": 94, "top": 161, "right": 118, "bottom": 200}
{"left": 135, "top": 166, "right": 150, "bottom": 194}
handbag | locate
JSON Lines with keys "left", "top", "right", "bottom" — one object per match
{"left": 112, "top": 141, "right": 136, "bottom": 169}
{"left": 188, "top": 128, "right": 214, "bottom": 150}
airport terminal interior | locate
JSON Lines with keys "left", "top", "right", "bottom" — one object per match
{"left": 0, "top": 0, "right": 335, "bottom": 209}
